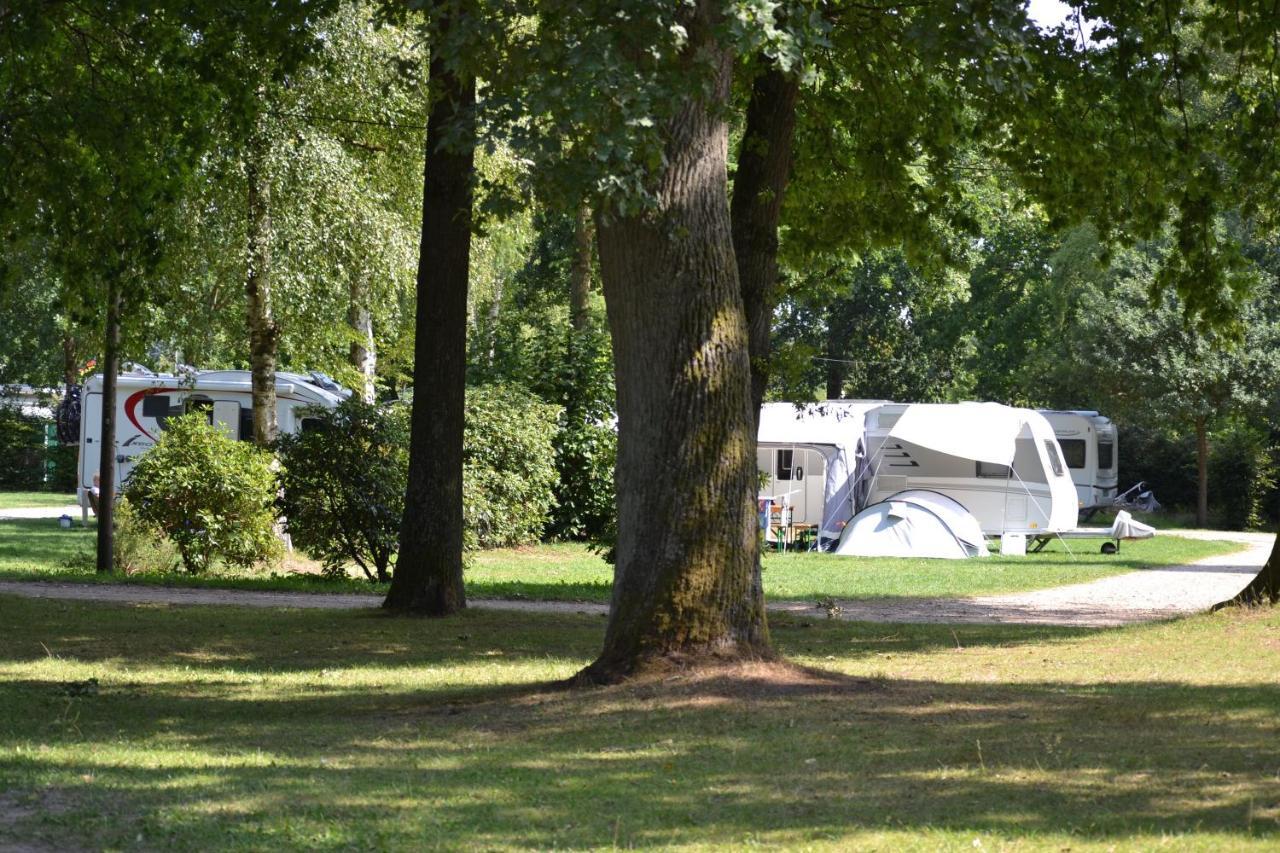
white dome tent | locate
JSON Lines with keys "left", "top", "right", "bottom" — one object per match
{"left": 835, "top": 490, "right": 988, "bottom": 560}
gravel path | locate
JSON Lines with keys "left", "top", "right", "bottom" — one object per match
{"left": 0, "top": 529, "right": 1270, "bottom": 628}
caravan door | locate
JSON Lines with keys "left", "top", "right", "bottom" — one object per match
{"left": 758, "top": 446, "right": 827, "bottom": 528}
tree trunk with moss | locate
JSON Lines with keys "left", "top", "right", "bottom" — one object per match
{"left": 245, "top": 131, "right": 278, "bottom": 446}
{"left": 383, "top": 0, "right": 475, "bottom": 616}
{"left": 581, "top": 9, "right": 768, "bottom": 682}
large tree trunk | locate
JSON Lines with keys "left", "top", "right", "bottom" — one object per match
{"left": 95, "top": 277, "right": 121, "bottom": 573}
{"left": 348, "top": 274, "right": 376, "bottom": 403}
{"left": 730, "top": 62, "right": 799, "bottom": 417}
{"left": 61, "top": 328, "right": 78, "bottom": 389}
{"left": 383, "top": 2, "right": 475, "bottom": 616}
{"left": 1220, "top": 531, "right": 1280, "bottom": 606}
{"left": 1195, "top": 416, "right": 1208, "bottom": 527}
{"left": 569, "top": 203, "right": 594, "bottom": 332}
{"left": 245, "top": 133, "right": 278, "bottom": 446}
{"left": 581, "top": 7, "right": 768, "bottom": 682}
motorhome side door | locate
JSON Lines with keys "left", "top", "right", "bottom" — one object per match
{"left": 212, "top": 400, "right": 241, "bottom": 441}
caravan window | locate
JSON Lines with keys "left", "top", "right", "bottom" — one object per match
{"left": 1059, "top": 439, "right": 1086, "bottom": 469}
{"left": 976, "top": 461, "right": 1011, "bottom": 479}
{"left": 238, "top": 409, "right": 254, "bottom": 442}
{"left": 1098, "top": 441, "right": 1114, "bottom": 470}
{"left": 1043, "top": 440, "right": 1065, "bottom": 476}
{"left": 776, "top": 449, "right": 794, "bottom": 481}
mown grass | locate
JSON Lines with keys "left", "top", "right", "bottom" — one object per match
{"left": 0, "top": 491, "right": 77, "bottom": 510}
{"left": 0, "top": 518, "right": 1248, "bottom": 603}
{"left": 0, "top": 594, "right": 1276, "bottom": 850}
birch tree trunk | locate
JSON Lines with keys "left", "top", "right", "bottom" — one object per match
{"left": 383, "top": 0, "right": 475, "bottom": 616}
{"left": 569, "top": 203, "right": 593, "bottom": 332}
{"left": 581, "top": 5, "right": 769, "bottom": 681}
{"left": 348, "top": 273, "right": 376, "bottom": 403}
{"left": 245, "top": 132, "right": 278, "bottom": 446}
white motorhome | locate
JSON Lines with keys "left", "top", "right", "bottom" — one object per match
{"left": 1039, "top": 410, "right": 1118, "bottom": 508}
{"left": 863, "top": 403, "right": 1079, "bottom": 536}
{"left": 77, "top": 369, "right": 347, "bottom": 513}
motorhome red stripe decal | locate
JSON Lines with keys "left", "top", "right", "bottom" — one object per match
{"left": 124, "top": 387, "right": 182, "bottom": 442}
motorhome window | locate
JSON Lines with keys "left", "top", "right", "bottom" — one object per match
{"left": 1059, "top": 439, "right": 1087, "bottom": 469}
{"left": 300, "top": 417, "right": 325, "bottom": 434}
{"left": 185, "top": 397, "right": 214, "bottom": 424}
{"left": 238, "top": 409, "right": 254, "bottom": 442}
{"left": 976, "top": 461, "right": 1011, "bottom": 478}
{"left": 1043, "top": 440, "right": 1065, "bottom": 476}
{"left": 776, "top": 449, "right": 794, "bottom": 481}
{"left": 1098, "top": 441, "right": 1114, "bottom": 470}
{"left": 141, "top": 395, "right": 171, "bottom": 418}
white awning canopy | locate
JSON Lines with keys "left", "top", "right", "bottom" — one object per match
{"left": 887, "top": 402, "right": 1029, "bottom": 466}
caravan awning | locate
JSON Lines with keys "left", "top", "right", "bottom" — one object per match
{"left": 887, "top": 403, "right": 1029, "bottom": 466}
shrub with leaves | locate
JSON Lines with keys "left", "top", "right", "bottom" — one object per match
{"left": 122, "top": 413, "right": 282, "bottom": 574}
{"left": 463, "top": 384, "right": 561, "bottom": 549}
{"left": 0, "top": 401, "right": 45, "bottom": 489}
{"left": 1209, "top": 422, "right": 1277, "bottom": 530}
{"left": 276, "top": 399, "right": 409, "bottom": 582}
{"left": 113, "top": 497, "right": 182, "bottom": 574}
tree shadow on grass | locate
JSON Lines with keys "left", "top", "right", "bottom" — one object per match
{"left": 1, "top": 666, "right": 1277, "bottom": 849}
{"left": 2, "top": 597, "right": 1278, "bottom": 848}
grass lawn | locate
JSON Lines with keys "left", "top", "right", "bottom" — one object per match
{"left": 0, "top": 491, "right": 77, "bottom": 510}
{"left": 0, "top": 518, "right": 1249, "bottom": 603}
{"left": 0, "top": 595, "right": 1277, "bottom": 850}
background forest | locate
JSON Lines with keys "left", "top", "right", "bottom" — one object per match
{"left": 3, "top": 0, "right": 1279, "bottom": 534}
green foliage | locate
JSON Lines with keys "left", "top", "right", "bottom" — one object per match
{"left": 112, "top": 497, "right": 182, "bottom": 574}
{"left": 276, "top": 400, "right": 409, "bottom": 582}
{"left": 122, "top": 414, "right": 282, "bottom": 574}
{"left": 1209, "top": 422, "right": 1277, "bottom": 531}
{"left": 0, "top": 405, "right": 44, "bottom": 490}
{"left": 463, "top": 385, "right": 561, "bottom": 549}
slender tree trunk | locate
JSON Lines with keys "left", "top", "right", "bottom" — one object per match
{"left": 61, "top": 329, "right": 78, "bottom": 389}
{"left": 729, "top": 59, "right": 799, "bottom": 640}
{"left": 348, "top": 274, "right": 376, "bottom": 403}
{"left": 383, "top": 1, "right": 475, "bottom": 616}
{"left": 581, "top": 5, "right": 768, "bottom": 682}
{"left": 730, "top": 62, "right": 799, "bottom": 417}
{"left": 1219, "top": 531, "right": 1280, "bottom": 606}
{"left": 95, "top": 278, "right": 121, "bottom": 573}
{"left": 245, "top": 132, "right": 278, "bottom": 445}
{"left": 1195, "top": 416, "right": 1208, "bottom": 527}
{"left": 570, "top": 203, "right": 594, "bottom": 332}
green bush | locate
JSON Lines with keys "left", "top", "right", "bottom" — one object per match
{"left": 113, "top": 497, "right": 182, "bottom": 574}
{"left": 122, "top": 413, "right": 282, "bottom": 574}
{"left": 1209, "top": 422, "right": 1277, "bottom": 530}
{"left": 276, "top": 399, "right": 409, "bottom": 582}
{"left": 463, "top": 385, "right": 561, "bottom": 548}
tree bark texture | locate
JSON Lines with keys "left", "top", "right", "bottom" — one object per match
{"left": 383, "top": 3, "right": 475, "bottom": 616}
{"left": 583, "top": 7, "right": 769, "bottom": 681}
{"left": 95, "top": 278, "right": 121, "bottom": 573}
{"left": 730, "top": 62, "right": 799, "bottom": 417}
{"left": 1221, "top": 530, "right": 1280, "bottom": 606}
{"left": 245, "top": 134, "right": 279, "bottom": 446}
{"left": 569, "top": 202, "right": 594, "bottom": 332}
{"left": 348, "top": 274, "right": 376, "bottom": 403}
{"left": 1195, "top": 416, "right": 1208, "bottom": 528}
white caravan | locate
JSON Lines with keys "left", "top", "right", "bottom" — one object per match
{"left": 757, "top": 400, "right": 1078, "bottom": 546}
{"left": 1039, "top": 410, "right": 1118, "bottom": 508}
{"left": 756, "top": 400, "right": 886, "bottom": 543}
{"left": 77, "top": 370, "right": 347, "bottom": 513}
{"left": 862, "top": 403, "right": 1078, "bottom": 536}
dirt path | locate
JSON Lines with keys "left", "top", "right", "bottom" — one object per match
{"left": 0, "top": 530, "right": 1270, "bottom": 628}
